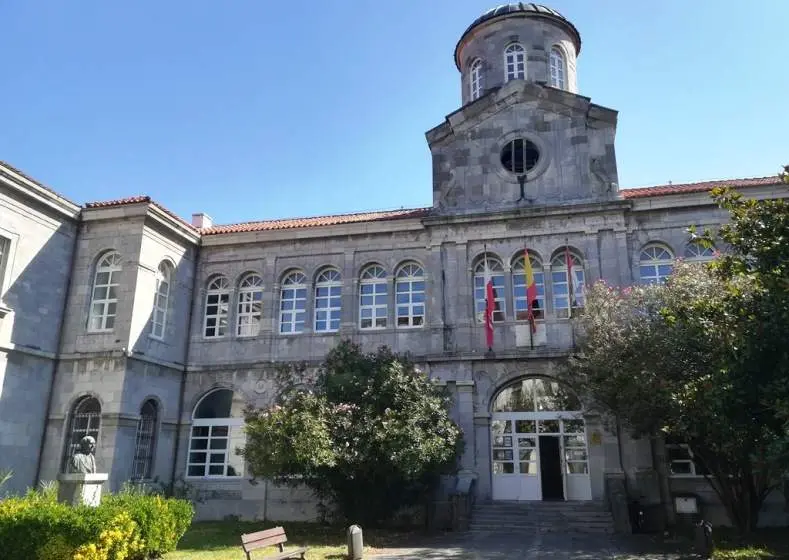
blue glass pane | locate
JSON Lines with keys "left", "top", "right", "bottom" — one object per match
{"left": 330, "top": 297, "right": 341, "bottom": 308}
{"left": 374, "top": 295, "right": 387, "bottom": 305}
{"left": 658, "top": 265, "right": 673, "bottom": 276}
{"left": 396, "top": 293, "right": 409, "bottom": 304}
{"left": 552, "top": 272, "right": 566, "bottom": 282}
{"left": 316, "top": 320, "right": 326, "bottom": 331}
{"left": 414, "top": 305, "right": 424, "bottom": 315}
{"left": 553, "top": 284, "right": 568, "bottom": 295}
{"left": 361, "top": 308, "right": 372, "bottom": 319}
{"left": 296, "top": 289, "right": 306, "bottom": 299}
{"left": 375, "top": 285, "right": 387, "bottom": 295}
{"left": 554, "top": 297, "right": 568, "bottom": 308}
{"left": 474, "top": 277, "right": 484, "bottom": 287}
{"left": 397, "top": 306, "right": 408, "bottom": 316}
{"left": 361, "top": 284, "right": 373, "bottom": 295}
{"left": 330, "top": 287, "right": 342, "bottom": 296}
{"left": 330, "top": 310, "right": 341, "bottom": 320}
{"left": 330, "top": 319, "right": 340, "bottom": 330}
{"left": 492, "top": 276, "right": 505, "bottom": 287}
{"left": 316, "top": 287, "right": 328, "bottom": 297}
{"left": 361, "top": 295, "right": 373, "bottom": 306}
{"left": 316, "top": 311, "right": 326, "bottom": 321}
{"left": 281, "top": 300, "right": 294, "bottom": 310}
{"left": 412, "top": 292, "right": 424, "bottom": 303}
{"left": 396, "top": 283, "right": 408, "bottom": 293}
{"left": 413, "top": 281, "right": 425, "bottom": 291}
{"left": 295, "top": 299, "right": 306, "bottom": 310}
{"left": 514, "top": 286, "right": 526, "bottom": 297}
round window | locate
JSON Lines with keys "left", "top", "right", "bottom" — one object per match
{"left": 500, "top": 138, "right": 540, "bottom": 175}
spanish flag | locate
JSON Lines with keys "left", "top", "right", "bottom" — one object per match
{"left": 523, "top": 249, "right": 538, "bottom": 334}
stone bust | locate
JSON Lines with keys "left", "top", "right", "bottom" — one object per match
{"left": 68, "top": 435, "right": 97, "bottom": 474}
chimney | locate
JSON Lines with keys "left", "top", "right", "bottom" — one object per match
{"left": 191, "top": 213, "right": 213, "bottom": 229}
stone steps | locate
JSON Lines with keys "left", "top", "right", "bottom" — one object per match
{"left": 469, "top": 501, "right": 615, "bottom": 535}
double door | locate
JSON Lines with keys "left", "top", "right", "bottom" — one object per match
{"left": 490, "top": 413, "right": 591, "bottom": 501}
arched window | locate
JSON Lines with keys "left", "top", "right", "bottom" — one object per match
{"left": 504, "top": 43, "right": 526, "bottom": 82}
{"left": 359, "top": 265, "right": 388, "bottom": 329}
{"left": 470, "top": 59, "right": 483, "bottom": 100}
{"left": 279, "top": 271, "right": 307, "bottom": 334}
{"left": 88, "top": 252, "right": 122, "bottom": 332}
{"left": 132, "top": 400, "right": 158, "bottom": 480}
{"left": 549, "top": 46, "right": 566, "bottom": 89}
{"left": 684, "top": 243, "right": 716, "bottom": 262}
{"left": 187, "top": 389, "right": 244, "bottom": 478}
{"left": 151, "top": 262, "right": 171, "bottom": 339}
{"left": 474, "top": 255, "right": 506, "bottom": 323}
{"left": 551, "top": 251, "right": 585, "bottom": 318}
{"left": 492, "top": 377, "right": 581, "bottom": 413}
{"left": 512, "top": 253, "right": 545, "bottom": 321}
{"left": 204, "top": 276, "right": 230, "bottom": 338}
{"left": 639, "top": 244, "right": 675, "bottom": 284}
{"left": 395, "top": 262, "right": 425, "bottom": 327}
{"left": 314, "top": 268, "right": 342, "bottom": 333}
{"left": 62, "top": 396, "right": 101, "bottom": 472}
{"left": 236, "top": 273, "right": 263, "bottom": 337}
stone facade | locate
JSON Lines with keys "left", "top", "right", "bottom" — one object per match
{"left": 0, "top": 4, "right": 786, "bottom": 528}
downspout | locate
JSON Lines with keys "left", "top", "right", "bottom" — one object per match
{"left": 169, "top": 242, "right": 200, "bottom": 493}
{"left": 34, "top": 215, "right": 81, "bottom": 484}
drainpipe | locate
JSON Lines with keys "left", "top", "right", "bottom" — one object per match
{"left": 169, "top": 243, "right": 200, "bottom": 493}
{"left": 34, "top": 216, "right": 81, "bottom": 485}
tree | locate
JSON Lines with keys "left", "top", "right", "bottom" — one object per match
{"left": 561, "top": 167, "right": 789, "bottom": 533}
{"left": 240, "top": 340, "right": 464, "bottom": 525}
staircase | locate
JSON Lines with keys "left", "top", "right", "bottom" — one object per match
{"left": 469, "top": 501, "right": 615, "bottom": 535}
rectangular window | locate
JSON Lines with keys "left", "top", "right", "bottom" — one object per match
{"left": 513, "top": 270, "right": 545, "bottom": 321}
{"left": 552, "top": 269, "right": 585, "bottom": 318}
{"left": 204, "top": 292, "right": 229, "bottom": 337}
{"left": 132, "top": 415, "right": 156, "bottom": 480}
{"left": 279, "top": 287, "right": 307, "bottom": 334}
{"left": 667, "top": 443, "right": 709, "bottom": 476}
{"left": 186, "top": 423, "right": 244, "bottom": 478}
{"left": 315, "top": 284, "right": 341, "bottom": 332}
{"left": 359, "top": 282, "right": 387, "bottom": 329}
{"left": 237, "top": 291, "right": 263, "bottom": 337}
{"left": 396, "top": 278, "right": 425, "bottom": 327}
{"left": 474, "top": 274, "right": 506, "bottom": 322}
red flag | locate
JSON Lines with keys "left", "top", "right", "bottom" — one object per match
{"left": 485, "top": 278, "right": 495, "bottom": 350}
{"left": 524, "top": 249, "right": 538, "bottom": 334}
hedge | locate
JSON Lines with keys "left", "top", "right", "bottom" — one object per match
{"left": 0, "top": 489, "right": 194, "bottom": 559}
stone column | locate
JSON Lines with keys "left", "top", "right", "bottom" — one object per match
{"left": 474, "top": 413, "right": 492, "bottom": 501}
{"left": 455, "top": 381, "right": 476, "bottom": 473}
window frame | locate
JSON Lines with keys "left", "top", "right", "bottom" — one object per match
{"left": 549, "top": 46, "right": 566, "bottom": 89}
{"left": 88, "top": 252, "right": 123, "bottom": 333}
{"left": 511, "top": 254, "right": 545, "bottom": 322}
{"left": 395, "top": 263, "right": 426, "bottom": 328}
{"left": 359, "top": 265, "right": 388, "bottom": 330}
{"left": 667, "top": 443, "right": 709, "bottom": 478}
{"left": 186, "top": 389, "right": 244, "bottom": 479}
{"left": 131, "top": 399, "right": 158, "bottom": 480}
{"left": 639, "top": 244, "right": 675, "bottom": 285}
{"left": 470, "top": 58, "right": 483, "bottom": 100}
{"left": 279, "top": 271, "right": 307, "bottom": 335}
{"left": 551, "top": 252, "right": 585, "bottom": 318}
{"left": 314, "top": 268, "right": 342, "bottom": 333}
{"left": 236, "top": 273, "right": 264, "bottom": 337}
{"left": 203, "top": 276, "right": 230, "bottom": 338}
{"left": 62, "top": 396, "right": 101, "bottom": 473}
{"left": 474, "top": 256, "right": 506, "bottom": 323}
{"left": 504, "top": 43, "right": 526, "bottom": 82}
{"left": 150, "top": 262, "right": 171, "bottom": 340}
{"left": 684, "top": 243, "right": 716, "bottom": 261}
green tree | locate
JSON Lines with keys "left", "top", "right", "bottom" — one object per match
{"left": 240, "top": 340, "right": 463, "bottom": 525}
{"left": 562, "top": 167, "right": 789, "bottom": 532}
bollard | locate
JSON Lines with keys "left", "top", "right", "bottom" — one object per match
{"left": 694, "top": 520, "right": 713, "bottom": 560}
{"left": 347, "top": 524, "right": 363, "bottom": 560}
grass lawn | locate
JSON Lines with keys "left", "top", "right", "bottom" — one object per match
{"left": 711, "top": 528, "right": 789, "bottom": 559}
{"left": 165, "top": 521, "right": 419, "bottom": 560}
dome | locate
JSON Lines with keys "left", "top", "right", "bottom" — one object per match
{"left": 454, "top": 3, "right": 581, "bottom": 69}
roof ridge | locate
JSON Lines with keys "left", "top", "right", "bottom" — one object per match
{"left": 625, "top": 175, "right": 780, "bottom": 191}
{"left": 209, "top": 205, "right": 431, "bottom": 229}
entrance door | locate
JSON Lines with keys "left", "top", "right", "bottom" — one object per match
{"left": 539, "top": 435, "right": 564, "bottom": 500}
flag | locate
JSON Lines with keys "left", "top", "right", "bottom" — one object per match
{"left": 485, "top": 277, "right": 495, "bottom": 350}
{"left": 523, "top": 249, "right": 538, "bottom": 334}
{"left": 565, "top": 244, "right": 576, "bottom": 315}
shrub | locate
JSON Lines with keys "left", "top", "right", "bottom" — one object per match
{"left": 0, "top": 489, "right": 193, "bottom": 559}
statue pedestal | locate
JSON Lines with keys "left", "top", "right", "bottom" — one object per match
{"left": 57, "top": 473, "right": 108, "bottom": 507}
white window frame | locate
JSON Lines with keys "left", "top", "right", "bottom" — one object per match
{"left": 150, "top": 263, "right": 171, "bottom": 340}
{"left": 279, "top": 271, "right": 307, "bottom": 334}
{"left": 395, "top": 263, "right": 425, "bottom": 328}
{"left": 470, "top": 59, "right": 483, "bottom": 100}
{"left": 504, "top": 43, "right": 526, "bottom": 82}
{"left": 684, "top": 243, "right": 716, "bottom": 261}
{"left": 551, "top": 253, "right": 585, "bottom": 318}
{"left": 474, "top": 256, "right": 506, "bottom": 323}
{"left": 236, "top": 273, "right": 263, "bottom": 337}
{"left": 512, "top": 254, "right": 545, "bottom": 321}
{"left": 186, "top": 390, "right": 244, "bottom": 479}
{"left": 131, "top": 400, "right": 158, "bottom": 480}
{"left": 639, "top": 244, "right": 675, "bottom": 284}
{"left": 314, "top": 268, "right": 342, "bottom": 333}
{"left": 359, "top": 265, "right": 388, "bottom": 329}
{"left": 549, "top": 46, "right": 566, "bottom": 89}
{"left": 203, "top": 276, "right": 230, "bottom": 338}
{"left": 88, "top": 252, "right": 122, "bottom": 332}
{"left": 667, "top": 443, "right": 708, "bottom": 478}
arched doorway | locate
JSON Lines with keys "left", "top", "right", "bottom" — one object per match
{"left": 490, "top": 377, "right": 591, "bottom": 501}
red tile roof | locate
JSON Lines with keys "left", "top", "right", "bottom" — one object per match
{"left": 84, "top": 195, "right": 197, "bottom": 231}
{"left": 0, "top": 160, "right": 80, "bottom": 206}
{"left": 621, "top": 176, "right": 781, "bottom": 199}
{"left": 201, "top": 208, "right": 432, "bottom": 235}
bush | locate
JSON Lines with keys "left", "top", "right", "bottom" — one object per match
{"left": 0, "top": 489, "right": 194, "bottom": 559}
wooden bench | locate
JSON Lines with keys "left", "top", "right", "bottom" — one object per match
{"left": 240, "top": 526, "right": 307, "bottom": 560}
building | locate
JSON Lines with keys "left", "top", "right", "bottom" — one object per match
{"left": 0, "top": 3, "right": 786, "bottom": 527}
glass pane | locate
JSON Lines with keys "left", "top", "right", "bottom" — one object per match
{"left": 190, "top": 438, "right": 208, "bottom": 450}
{"left": 515, "top": 420, "right": 536, "bottom": 433}
{"left": 493, "top": 462, "right": 515, "bottom": 474}
{"left": 563, "top": 435, "right": 586, "bottom": 447}
{"left": 211, "top": 425, "right": 229, "bottom": 437}
{"left": 539, "top": 420, "right": 560, "bottom": 433}
{"left": 519, "top": 448, "right": 536, "bottom": 461}
{"left": 567, "top": 462, "right": 589, "bottom": 474}
{"left": 493, "top": 436, "right": 513, "bottom": 447}
{"left": 209, "top": 453, "right": 226, "bottom": 464}
{"left": 670, "top": 461, "right": 693, "bottom": 475}
{"left": 491, "top": 420, "right": 512, "bottom": 435}
{"left": 562, "top": 420, "right": 585, "bottom": 434}
{"left": 187, "top": 465, "right": 204, "bottom": 476}
{"left": 209, "top": 438, "right": 228, "bottom": 449}
{"left": 208, "top": 465, "right": 224, "bottom": 475}
{"left": 191, "top": 426, "right": 209, "bottom": 438}
{"left": 565, "top": 449, "right": 588, "bottom": 461}
{"left": 492, "top": 449, "right": 513, "bottom": 461}
{"left": 519, "top": 462, "right": 538, "bottom": 474}
{"left": 189, "top": 452, "right": 206, "bottom": 464}
{"left": 517, "top": 436, "right": 536, "bottom": 448}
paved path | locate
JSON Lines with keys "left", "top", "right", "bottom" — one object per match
{"left": 372, "top": 530, "right": 695, "bottom": 559}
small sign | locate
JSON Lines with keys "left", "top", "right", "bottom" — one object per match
{"left": 674, "top": 496, "right": 699, "bottom": 514}
{"left": 590, "top": 431, "right": 602, "bottom": 446}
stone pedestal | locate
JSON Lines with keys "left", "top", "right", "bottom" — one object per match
{"left": 57, "top": 473, "right": 108, "bottom": 507}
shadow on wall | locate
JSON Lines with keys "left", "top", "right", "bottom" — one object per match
{"left": 0, "top": 220, "right": 77, "bottom": 495}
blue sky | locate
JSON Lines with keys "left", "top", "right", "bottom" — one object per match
{"left": 2, "top": 0, "right": 787, "bottom": 225}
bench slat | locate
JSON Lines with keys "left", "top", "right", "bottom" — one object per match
{"left": 242, "top": 527, "right": 287, "bottom": 545}
{"left": 260, "top": 546, "right": 307, "bottom": 560}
